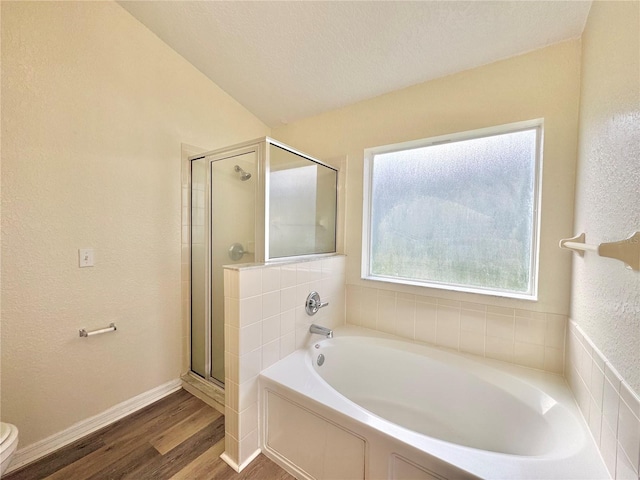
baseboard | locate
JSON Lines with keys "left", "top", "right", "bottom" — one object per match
{"left": 220, "top": 448, "right": 261, "bottom": 473}
{"left": 7, "top": 378, "right": 182, "bottom": 474}
{"left": 180, "top": 372, "right": 225, "bottom": 415}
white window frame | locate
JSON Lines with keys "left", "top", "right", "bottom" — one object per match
{"left": 362, "top": 119, "right": 543, "bottom": 301}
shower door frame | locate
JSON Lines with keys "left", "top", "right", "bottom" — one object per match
{"left": 190, "top": 142, "right": 265, "bottom": 387}
{"left": 188, "top": 136, "right": 337, "bottom": 386}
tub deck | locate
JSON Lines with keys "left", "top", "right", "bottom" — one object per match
{"left": 259, "top": 326, "right": 609, "bottom": 480}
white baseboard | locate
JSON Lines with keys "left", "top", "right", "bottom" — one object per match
{"left": 220, "top": 448, "right": 261, "bottom": 473}
{"left": 7, "top": 378, "right": 182, "bottom": 474}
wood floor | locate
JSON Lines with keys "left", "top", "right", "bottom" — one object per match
{"left": 5, "top": 389, "right": 294, "bottom": 480}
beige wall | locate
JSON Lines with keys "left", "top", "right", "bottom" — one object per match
{"left": 273, "top": 40, "right": 582, "bottom": 317}
{"left": 572, "top": 1, "right": 640, "bottom": 394}
{"left": 1, "top": 1, "right": 269, "bottom": 448}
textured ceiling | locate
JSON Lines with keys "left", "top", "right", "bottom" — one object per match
{"left": 119, "top": 1, "right": 592, "bottom": 127}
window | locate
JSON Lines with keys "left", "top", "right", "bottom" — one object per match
{"left": 362, "top": 120, "right": 542, "bottom": 300}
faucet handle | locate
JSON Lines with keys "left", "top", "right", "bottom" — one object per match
{"left": 305, "top": 291, "right": 329, "bottom": 316}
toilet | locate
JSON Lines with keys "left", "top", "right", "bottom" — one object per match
{"left": 0, "top": 422, "right": 19, "bottom": 475}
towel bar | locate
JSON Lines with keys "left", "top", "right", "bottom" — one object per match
{"left": 79, "top": 323, "right": 117, "bottom": 337}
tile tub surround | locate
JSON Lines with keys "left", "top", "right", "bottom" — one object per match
{"left": 566, "top": 321, "right": 640, "bottom": 480}
{"left": 346, "top": 285, "right": 566, "bottom": 374}
{"left": 222, "top": 256, "right": 346, "bottom": 469}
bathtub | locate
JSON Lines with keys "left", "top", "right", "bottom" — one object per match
{"left": 259, "top": 327, "right": 609, "bottom": 480}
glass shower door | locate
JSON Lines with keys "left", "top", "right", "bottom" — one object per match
{"left": 210, "top": 151, "right": 257, "bottom": 384}
{"left": 191, "top": 148, "right": 257, "bottom": 385}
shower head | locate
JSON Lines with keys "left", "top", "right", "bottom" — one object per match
{"left": 234, "top": 165, "right": 252, "bottom": 181}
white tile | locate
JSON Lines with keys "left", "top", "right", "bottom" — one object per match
{"left": 461, "top": 301, "right": 486, "bottom": 312}
{"left": 225, "top": 297, "right": 239, "bottom": 327}
{"left": 226, "top": 270, "right": 239, "bottom": 299}
{"left": 545, "top": 314, "right": 567, "bottom": 348}
{"left": 239, "top": 322, "right": 262, "bottom": 355}
{"left": 262, "top": 266, "right": 281, "bottom": 293}
{"left": 322, "top": 275, "right": 344, "bottom": 300}
{"left": 618, "top": 397, "right": 640, "bottom": 470}
{"left": 280, "top": 331, "right": 295, "bottom": 358}
{"left": 280, "top": 309, "right": 295, "bottom": 335}
{"left": 239, "top": 348, "right": 261, "bottom": 383}
{"left": 239, "top": 376, "right": 258, "bottom": 412}
{"left": 415, "top": 312, "right": 436, "bottom": 344}
{"left": 239, "top": 402, "right": 258, "bottom": 440}
{"left": 601, "top": 420, "right": 618, "bottom": 477}
{"left": 295, "top": 306, "right": 310, "bottom": 329}
{"left": 460, "top": 330, "right": 485, "bottom": 357}
{"left": 280, "top": 286, "right": 297, "bottom": 312}
{"left": 297, "top": 284, "right": 313, "bottom": 309}
{"left": 487, "top": 305, "right": 514, "bottom": 316}
{"left": 543, "top": 346, "right": 563, "bottom": 374}
{"left": 574, "top": 374, "right": 591, "bottom": 420}
{"left": 514, "top": 342, "right": 545, "bottom": 370}
{"left": 486, "top": 336, "right": 514, "bottom": 363}
{"left": 395, "top": 297, "right": 415, "bottom": 340}
{"left": 262, "top": 314, "right": 281, "bottom": 345}
{"left": 327, "top": 292, "right": 346, "bottom": 328}
{"left": 577, "top": 343, "right": 593, "bottom": 389}
{"left": 296, "top": 263, "right": 310, "bottom": 285}
{"left": 280, "top": 264, "right": 297, "bottom": 288}
{"left": 438, "top": 298, "right": 461, "bottom": 309}
{"left": 590, "top": 363, "right": 605, "bottom": 410}
{"left": 436, "top": 310, "right": 460, "bottom": 350}
{"left": 588, "top": 395, "right": 603, "bottom": 447}
{"left": 620, "top": 383, "right": 640, "bottom": 420}
{"left": 226, "top": 325, "right": 239, "bottom": 356}
{"left": 615, "top": 447, "right": 637, "bottom": 480}
{"left": 346, "top": 284, "right": 363, "bottom": 326}
{"left": 225, "top": 433, "right": 238, "bottom": 465}
{"left": 603, "top": 377, "right": 621, "bottom": 433}
{"left": 239, "top": 428, "right": 259, "bottom": 464}
{"left": 486, "top": 313, "right": 515, "bottom": 341}
{"left": 225, "top": 408, "right": 239, "bottom": 439}
{"left": 436, "top": 305, "right": 460, "bottom": 349}
{"left": 262, "top": 291, "right": 280, "bottom": 319}
{"left": 515, "top": 316, "right": 546, "bottom": 345}
{"left": 239, "top": 269, "right": 262, "bottom": 298}
{"left": 262, "top": 339, "right": 280, "bottom": 370}
{"left": 460, "top": 309, "right": 485, "bottom": 334}
{"left": 415, "top": 302, "right": 437, "bottom": 344}
{"left": 416, "top": 294, "right": 437, "bottom": 305}
{"left": 226, "top": 380, "right": 239, "bottom": 409}
{"left": 361, "top": 288, "right": 378, "bottom": 330}
{"left": 295, "top": 325, "right": 310, "bottom": 349}
{"left": 307, "top": 261, "right": 322, "bottom": 282}
{"left": 377, "top": 294, "right": 396, "bottom": 334}
{"left": 605, "top": 363, "right": 623, "bottom": 388}
{"left": 321, "top": 257, "right": 339, "bottom": 277}
{"left": 239, "top": 296, "right": 262, "bottom": 327}
{"left": 226, "top": 352, "right": 239, "bottom": 384}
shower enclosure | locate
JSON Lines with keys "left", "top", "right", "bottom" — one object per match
{"left": 190, "top": 138, "right": 338, "bottom": 385}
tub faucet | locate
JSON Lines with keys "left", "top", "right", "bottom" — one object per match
{"left": 309, "top": 324, "right": 333, "bottom": 338}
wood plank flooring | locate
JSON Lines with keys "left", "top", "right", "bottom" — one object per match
{"left": 5, "top": 389, "right": 294, "bottom": 480}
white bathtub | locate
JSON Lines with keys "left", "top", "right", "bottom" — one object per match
{"left": 259, "top": 327, "right": 609, "bottom": 480}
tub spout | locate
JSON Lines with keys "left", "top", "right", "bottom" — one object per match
{"left": 309, "top": 324, "right": 333, "bottom": 338}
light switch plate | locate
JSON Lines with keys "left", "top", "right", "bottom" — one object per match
{"left": 79, "top": 248, "right": 94, "bottom": 268}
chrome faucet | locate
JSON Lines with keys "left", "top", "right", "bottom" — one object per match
{"left": 309, "top": 324, "right": 333, "bottom": 338}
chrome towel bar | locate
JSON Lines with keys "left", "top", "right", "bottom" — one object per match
{"left": 79, "top": 323, "right": 117, "bottom": 337}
